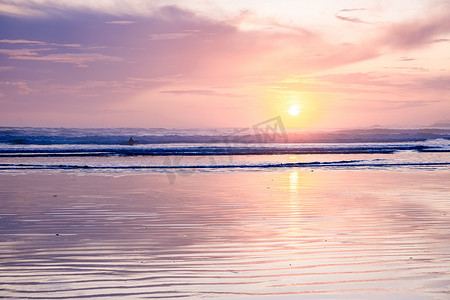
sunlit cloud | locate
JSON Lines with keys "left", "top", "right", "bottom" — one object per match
{"left": 160, "top": 89, "right": 240, "bottom": 98}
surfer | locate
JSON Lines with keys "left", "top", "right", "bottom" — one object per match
{"left": 128, "top": 136, "right": 134, "bottom": 145}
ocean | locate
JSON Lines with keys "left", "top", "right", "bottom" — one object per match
{"left": 1, "top": 126, "right": 450, "bottom": 299}
{"left": 1, "top": 126, "right": 449, "bottom": 177}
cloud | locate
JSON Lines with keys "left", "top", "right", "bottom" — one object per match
{"left": 327, "top": 7, "right": 450, "bottom": 67}
{"left": 328, "top": 97, "right": 444, "bottom": 113}
{"left": 148, "top": 31, "right": 197, "bottom": 40}
{"left": 431, "top": 38, "right": 450, "bottom": 43}
{"left": 0, "top": 39, "right": 46, "bottom": 45}
{"left": 0, "top": 0, "right": 157, "bottom": 17}
{"left": 420, "top": 76, "right": 450, "bottom": 90}
{"left": 0, "top": 81, "right": 33, "bottom": 95}
{"left": 23, "top": 76, "right": 177, "bottom": 101}
{"left": 127, "top": 75, "right": 180, "bottom": 83}
{"left": 0, "top": 48, "right": 41, "bottom": 56}
{"left": 3, "top": 4, "right": 445, "bottom": 79}
{"left": 4, "top": 51, "right": 121, "bottom": 67}
{"left": 0, "top": 66, "right": 14, "bottom": 72}
{"left": 386, "top": 66, "right": 429, "bottom": 72}
{"left": 380, "top": 10, "right": 450, "bottom": 49}
{"left": 398, "top": 57, "right": 415, "bottom": 61}
{"left": 336, "top": 5, "right": 450, "bottom": 52}
{"left": 384, "top": 99, "right": 443, "bottom": 110}
{"left": 311, "top": 72, "right": 402, "bottom": 95}
{"left": 335, "top": 8, "right": 370, "bottom": 24}
{"left": 160, "top": 89, "right": 239, "bottom": 97}
{"left": 0, "top": 38, "right": 117, "bottom": 67}
{"left": 105, "top": 20, "right": 136, "bottom": 25}
{"left": 339, "top": 8, "right": 367, "bottom": 13}
{"left": 0, "top": 39, "right": 81, "bottom": 47}
{"left": 0, "top": 6, "right": 390, "bottom": 84}
{"left": 335, "top": 15, "right": 367, "bottom": 24}
{"left": 0, "top": 1, "right": 46, "bottom": 17}
{"left": 313, "top": 70, "right": 450, "bottom": 95}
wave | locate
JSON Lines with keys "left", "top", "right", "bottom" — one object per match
{"left": 1, "top": 127, "right": 450, "bottom": 145}
{"left": 0, "top": 142, "right": 449, "bottom": 157}
{"left": 1, "top": 161, "right": 449, "bottom": 171}
{"left": 1, "top": 127, "right": 448, "bottom": 173}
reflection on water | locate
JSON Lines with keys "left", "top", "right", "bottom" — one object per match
{"left": 0, "top": 170, "right": 450, "bottom": 299}
{"left": 289, "top": 170, "right": 298, "bottom": 194}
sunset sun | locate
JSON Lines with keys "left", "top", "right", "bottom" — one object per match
{"left": 288, "top": 104, "right": 301, "bottom": 116}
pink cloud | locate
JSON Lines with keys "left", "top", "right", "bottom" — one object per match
{"left": 138, "top": 6, "right": 447, "bottom": 84}
{"left": 380, "top": 10, "right": 450, "bottom": 49}
{"left": 146, "top": 14, "right": 360, "bottom": 85}
{"left": 160, "top": 89, "right": 240, "bottom": 98}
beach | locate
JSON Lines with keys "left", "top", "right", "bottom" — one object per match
{"left": 1, "top": 169, "right": 449, "bottom": 299}
{"left": 2, "top": 0, "right": 450, "bottom": 298}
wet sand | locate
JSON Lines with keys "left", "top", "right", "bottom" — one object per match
{"left": 1, "top": 169, "right": 449, "bottom": 299}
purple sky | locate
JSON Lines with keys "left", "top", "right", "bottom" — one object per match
{"left": 1, "top": 0, "right": 449, "bottom": 128}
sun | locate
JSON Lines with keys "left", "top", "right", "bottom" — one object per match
{"left": 288, "top": 104, "right": 301, "bottom": 116}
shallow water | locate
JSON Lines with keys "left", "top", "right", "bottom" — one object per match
{"left": 1, "top": 170, "right": 449, "bottom": 299}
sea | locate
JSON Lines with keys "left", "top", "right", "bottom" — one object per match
{"left": 1, "top": 126, "right": 450, "bottom": 299}
{"left": 0, "top": 126, "right": 449, "bottom": 178}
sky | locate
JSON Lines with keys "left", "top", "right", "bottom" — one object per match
{"left": 0, "top": 0, "right": 449, "bottom": 129}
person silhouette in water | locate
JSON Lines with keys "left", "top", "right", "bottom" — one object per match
{"left": 128, "top": 136, "right": 134, "bottom": 145}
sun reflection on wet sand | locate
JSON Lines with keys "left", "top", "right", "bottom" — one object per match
{"left": 289, "top": 170, "right": 299, "bottom": 194}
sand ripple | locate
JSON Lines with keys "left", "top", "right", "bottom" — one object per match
{"left": 1, "top": 170, "right": 450, "bottom": 299}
